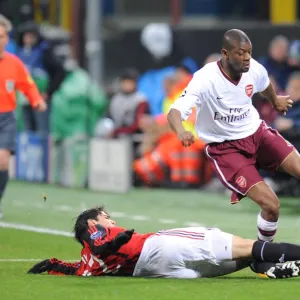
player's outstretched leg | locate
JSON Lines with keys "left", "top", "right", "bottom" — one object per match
{"left": 232, "top": 236, "right": 300, "bottom": 278}
{"left": 233, "top": 235, "right": 300, "bottom": 262}
{"left": 250, "top": 260, "right": 300, "bottom": 279}
{"left": 246, "top": 182, "right": 279, "bottom": 242}
{"left": 265, "top": 261, "right": 300, "bottom": 279}
{"left": 251, "top": 240, "right": 300, "bottom": 263}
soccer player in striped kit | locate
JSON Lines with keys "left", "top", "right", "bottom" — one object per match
{"left": 29, "top": 207, "right": 300, "bottom": 279}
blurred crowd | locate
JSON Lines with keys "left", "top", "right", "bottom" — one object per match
{"left": 255, "top": 35, "right": 300, "bottom": 196}
{"left": 6, "top": 19, "right": 300, "bottom": 195}
{"left": 6, "top": 20, "right": 107, "bottom": 140}
{"left": 98, "top": 34, "right": 300, "bottom": 195}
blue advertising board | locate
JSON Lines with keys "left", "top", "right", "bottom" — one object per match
{"left": 16, "top": 133, "right": 49, "bottom": 182}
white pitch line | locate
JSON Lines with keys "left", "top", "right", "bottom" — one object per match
{"left": 0, "top": 259, "right": 42, "bottom": 262}
{"left": 158, "top": 219, "right": 176, "bottom": 224}
{"left": 10, "top": 201, "right": 204, "bottom": 228}
{"left": 55, "top": 205, "right": 73, "bottom": 212}
{"left": 0, "top": 221, "right": 73, "bottom": 237}
{"left": 110, "top": 211, "right": 126, "bottom": 218}
{"left": 131, "top": 215, "right": 150, "bottom": 221}
{"left": 0, "top": 259, "right": 78, "bottom": 262}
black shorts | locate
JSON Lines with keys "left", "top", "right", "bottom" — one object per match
{"left": 0, "top": 112, "right": 17, "bottom": 153}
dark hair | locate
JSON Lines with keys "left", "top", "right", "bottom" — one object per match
{"left": 120, "top": 68, "right": 139, "bottom": 81}
{"left": 222, "top": 29, "right": 251, "bottom": 51}
{"left": 73, "top": 206, "right": 106, "bottom": 245}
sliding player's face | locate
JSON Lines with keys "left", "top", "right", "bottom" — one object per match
{"left": 228, "top": 40, "right": 252, "bottom": 73}
{"left": 96, "top": 212, "right": 116, "bottom": 228}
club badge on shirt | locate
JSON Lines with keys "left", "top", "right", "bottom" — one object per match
{"left": 6, "top": 80, "right": 15, "bottom": 92}
{"left": 90, "top": 231, "right": 102, "bottom": 240}
{"left": 245, "top": 84, "right": 253, "bottom": 97}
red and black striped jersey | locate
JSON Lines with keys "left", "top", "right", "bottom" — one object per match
{"left": 76, "top": 224, "right": 153, "bottom": 276}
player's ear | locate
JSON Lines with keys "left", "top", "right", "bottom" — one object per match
{"left": 221, "top": 48, "right": 228, "bottom": 58}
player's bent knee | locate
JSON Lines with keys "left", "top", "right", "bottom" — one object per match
{"left": 262, "top": 195, "right": 280, "bottom": 218}
{"left": 248, "top": 184, "right": 280, "bottom": 218}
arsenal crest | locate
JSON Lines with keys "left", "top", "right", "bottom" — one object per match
{"left": 245, "top": 84, "right": 253, "bottom": 97}
{"left": 236, "top": 176, "right": 247, "bottom": 188}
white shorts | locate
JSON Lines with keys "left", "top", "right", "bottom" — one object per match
{"left": 133, "top": 227, "right": 234, "bottom": 279}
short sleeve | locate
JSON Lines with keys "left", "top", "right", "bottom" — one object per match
{"left": 170, "top": 71, "right": 207, "bottom": 120}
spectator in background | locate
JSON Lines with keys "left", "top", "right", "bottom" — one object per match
{"left": 5, "top": 31, "right": 17, "bottom": 54}
{"left": 267, "top": 72, "right": 300, "bottom": 193}
{"left": 204, "top": 53, "right": 222, "bottom": 65}
{"left": 134, "top": 57, "right": 214, "bottom": 188}
{"left": 274, "top": 72, "right": 300, "bottom": 139}
{"left": 16, "top": 21, "right": 49, "bottom": 135}
{"left": 288, "top": 40, "right": 300, "bottom": 69}
{"left": 258, "top": 35, "right": 293, "bottom": 90}
{"left": 162, "top": 58, "right": 198, "bottom": 116}
{"left": 138, "top": 58, "right": 198, "bottom": 156}
{"left": 108, "top": 68, "right": 149, "bottom": 154}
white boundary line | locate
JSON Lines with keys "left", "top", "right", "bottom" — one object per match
{"left": 0, "top": 259, "right": 78, "bottom": 262}
{"left": 0, "top": 221, "right": 73, "bottom": 237}
{"left": 0, "top": 259, "right": 43, "bottom": 262}
{"left": 0, "top": 222, "right": 77, "bottom": 263}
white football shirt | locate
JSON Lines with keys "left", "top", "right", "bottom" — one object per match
{"left": 170, "top": 58, "right": 270, "bottom": 143}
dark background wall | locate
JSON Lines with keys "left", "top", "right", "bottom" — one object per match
{"left": 103, "top": 24, "right": 300, "bottom": 82}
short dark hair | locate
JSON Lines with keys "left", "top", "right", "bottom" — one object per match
{"left": 73, "top": 206, "right": 106, "bottom": 245}
{"left": 222, "top": 29, "right": 251, "bottom": 51}
{"left": 120, "top": 68, "right": 139, "bottom": 81}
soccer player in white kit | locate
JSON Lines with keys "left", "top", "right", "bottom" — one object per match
{"left": 167, "top": 29, "right": 298, "bottom": 243}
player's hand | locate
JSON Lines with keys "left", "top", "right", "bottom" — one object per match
{"left": 27, "top": 259, "right": 52, "bottom": 274}
{"left": 274, "top": 95, "right": 293, "bottom": 116}
{"left": 115, "top": 229, "right": 135, "bottom": 246}
{"left": 178, "top": 131, "right": 195, "bottom": 147}
{"left": 34, "top": 100, "right": 47, "bottom": 112}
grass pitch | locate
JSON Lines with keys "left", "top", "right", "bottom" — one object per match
{"left": 1, "top": 181, "right": 300, "bottom": 300}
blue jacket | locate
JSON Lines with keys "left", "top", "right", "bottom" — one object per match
{"left": 285, "top": 101, "right": 300, "bottom": 129}
{"left": 5, "top": 39, "right": 17, "bottom": 54}
{"left": 258, "top": 56, "right": 295, "bottom": 90}
{"left": 16, "top": 41, "right": 48, "bottom": 74}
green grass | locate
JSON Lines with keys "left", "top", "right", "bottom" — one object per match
{"left": 1, "top": 181, "right": 300, "bottom": 300}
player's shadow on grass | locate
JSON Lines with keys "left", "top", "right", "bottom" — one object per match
{"left": 219, "top": 276, "right": 299, "bottom": 281}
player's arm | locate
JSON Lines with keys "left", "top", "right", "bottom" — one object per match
{"left": 83, "top": 224, "right": 134, "bottom": 256}
{"left": 167, "top": 74, "right": 202, "bottom": 147}
{"left": 254, "top": 60, "right": 293, "bottom": 115}
{"left": 14, "top": 57, "right": 47, "bottom": 112}
{"left": 27, "top": 258, "right": 80, "bottom": 275}
{"left": 261, "top": 82, "right": 293, "bottom": 116}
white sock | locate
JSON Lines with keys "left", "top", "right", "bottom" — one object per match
{"left": 257, "top": 211, "right": 278, "bottom": 242}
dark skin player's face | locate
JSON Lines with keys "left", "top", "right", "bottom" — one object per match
{"left": 222, "top": 40, "right": 252, "bottom": 74}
